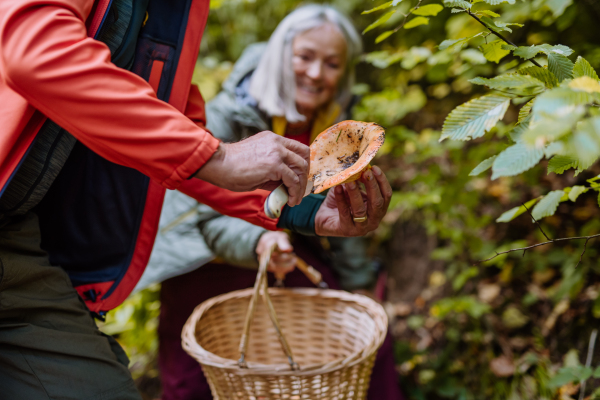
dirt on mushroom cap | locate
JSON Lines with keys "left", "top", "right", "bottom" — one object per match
{"left": 308, "top": 121, "right": 385, "bottom": 194}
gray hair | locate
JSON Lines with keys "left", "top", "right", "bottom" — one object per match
{"left": 248, "top": 4, "right": 362, "bottom": 123}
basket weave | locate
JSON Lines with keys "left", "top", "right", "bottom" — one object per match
{"left": 182, "top": 284, "right": 388, "bottom": 399}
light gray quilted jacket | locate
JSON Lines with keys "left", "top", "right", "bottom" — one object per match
{"left": 134, "top": 44, "right": 375, "bottom": 293}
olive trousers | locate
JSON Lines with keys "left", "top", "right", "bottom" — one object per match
{"left": 0, "top": 213, "right": 141, "bottom": 400}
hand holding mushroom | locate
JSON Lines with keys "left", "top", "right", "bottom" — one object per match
{"left": 264, "top": 121, "right": 391, "bottom": 237}
{"left": 310, "top": 121, "right": 390, "bottom": 236}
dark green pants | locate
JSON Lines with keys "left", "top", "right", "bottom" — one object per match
{"left": 0, "top": 213, "right": 141, "bottom": 400}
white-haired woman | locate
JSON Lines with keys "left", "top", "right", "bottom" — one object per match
{"left": 153, "top": 5, "right": 404, "bottom": 400}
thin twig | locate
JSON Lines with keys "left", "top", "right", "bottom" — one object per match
{"left": 522, "top": 202, "right": 552, "bottom": 241}
{"left": 474, "top": 233, "right": 600, "bottom": 264}
{"left": 392, "top": 0, "right": 423, "bottom": 33}
{"left": 579, "top": 329, "right": 598, "bottom": 400}
{"left": 574, "top": 237, "right": 591, "bottom": 269}
{"left": 466, "top": 10, "right": 543, "bottom": 68}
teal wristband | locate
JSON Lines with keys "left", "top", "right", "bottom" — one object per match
{"left": 276, "top": 194, "right": 325, "bottom": 236}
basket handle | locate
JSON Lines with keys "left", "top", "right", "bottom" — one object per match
{"left": 237, "top": 243, "right": 299, "bottom": 370}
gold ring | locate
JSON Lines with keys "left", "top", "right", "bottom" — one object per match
{"left": 353, "top": 216, "right": 368, "bottom": 223}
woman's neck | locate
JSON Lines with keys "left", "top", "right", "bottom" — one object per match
{"left": 287, "top": 107, "right": 315, "bottom": 134}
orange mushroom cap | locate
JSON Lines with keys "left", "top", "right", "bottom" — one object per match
{"left": 308, "top": 121, "right": 385, "bottom": 194}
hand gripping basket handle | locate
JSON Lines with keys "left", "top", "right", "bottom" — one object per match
{"left": 238, "top": 243, "right": 299, "bottom": 370}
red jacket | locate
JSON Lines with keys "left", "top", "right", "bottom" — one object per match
{"left": 0, "top": 0, "right": 277, "bottom": 313}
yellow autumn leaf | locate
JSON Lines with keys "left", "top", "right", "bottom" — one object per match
{"left": 569, "top": 76, "right": 600, "bottom": 93}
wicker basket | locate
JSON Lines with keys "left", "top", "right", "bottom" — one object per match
{"left": 182, "top": 246, "right": 388, "bottom": 400}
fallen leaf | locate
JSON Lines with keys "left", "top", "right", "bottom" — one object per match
{"left": 543, "top": 299, "right": 570, "bottom": 335}
{"left": 509, "top": 336, "right": 529, "bottom": 350}
{"left": 502, "top": 306, "right": 529, "bottom": 329}
{"left": 429, "top": 271, "right": 446, "bottom": 288}
{"left": 478, "top": 283, "right": 501, "bottom": 303}
{"left": 394, "top": 302, "right": 412, "bottom": 317}
{"left": 533, "top": 269, "right": 555, "bottom": 284}
{"left": 490, "top": 356, "right": 515, "bottom": 377}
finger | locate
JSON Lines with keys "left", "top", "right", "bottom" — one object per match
{"left": 270, "top": 263, "right": 296, "bottom": 275}
{"left": 273, "top": 252, "right": 296, "bottom": 263}
{"left": 343, "top": 181, "right": 368, "bottom": 223}
{"left": 269, "top": 253, "right": 297, "bottom": 274}
{"left": 279, "top": 165, "right": 301, "bottom": 207}
{"left": 371, "top": 165, "right": 392, "bottom": 212}
{"left": 281, "top": 149, "right": 309, "bottom": 206}
{"left": 276, "top": 234, "right": 293, "bottom": 252}
{"left": 334, "top": 185, "right": 354, "bottom": 234}
{"left": 258, "top": 180, "right": 283, "bottom": 192}
{"left": 279, "top": 136, "right": 310, "bottom": 164}
{"left": 360, "top": 168, "right": 385, "bottom": 218}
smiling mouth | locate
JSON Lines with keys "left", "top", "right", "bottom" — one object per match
{"left": 298, "top": 83, "right": 323, "bottom": 94}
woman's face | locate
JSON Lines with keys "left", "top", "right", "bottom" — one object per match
{"left": 292, "top": 23, "right": 347, "bottom": 115}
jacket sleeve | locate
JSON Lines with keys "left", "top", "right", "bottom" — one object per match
{"left": 177, "top": 179, "right": 279, "bottom": 231}
{"left": 196, "top": 205, "right": 266, "bottom": 269}
{"left": 0, "top": 1, "right": 219, "bottom": 189}
{"left": 176, "top": 78, "right": 280, "bottom": 231}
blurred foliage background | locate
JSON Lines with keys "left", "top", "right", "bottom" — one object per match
{"left": 99, "top": 0, "right": 600, "bottom": 399}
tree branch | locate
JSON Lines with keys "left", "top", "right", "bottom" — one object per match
{"left": 466, "top": 10, "right": 543, "bottom": 68}
{"left": 522, "top": 202, "right": 552, "bottom": 241}
{"left": 474, "top": 234, "right": 600, "bottom": 264}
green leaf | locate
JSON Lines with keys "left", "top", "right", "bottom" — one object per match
{"left": 509, "top": 113, "right": 531, "bottom": 142}
{"left": 518, "top": 99, "right": 534, "bottom": 124}
{"left": 548, "top": 155, "right": 578, "bottom": 175}
{"left": 569, "top": 117, "right": 600, "bottom": 169}
{"left": 549, "top": 368, "right": 579, "bottom": 388}
{"left": 364, "top": 51, "right": 403, "bottom": 68}
{"left": 443, "top": 0, "right": 471, "bottom": 8}
{"left": 517, "top": 66, "right": 559, "bottom": 88}
{"left": 413, "top": 4, "right": 444, "bottom": 16}
{"left": 441, "top": 95, "right": 510, "bottom": 141}
{"left": 532, "top": 190, "right": 565, "bottom": 220}
{"left": 482, "top": 40, "right": 511, "bottom": 63}
{"left": 545, "top": 0, "right": 573, "bottom": 18}
{"left": 375, "top": 30, "right": 394, "bottom": 44}
{"left": 478, "top": 10, "right": 500, "bottom": 18}
{"left": 573, "top": 56, "right": 600, "bottom": 81}
{"left": 469, "top": 156, "right": 497, "bottom": 176}
{"left": 502, "top": 306, "right": 528, "bottom": 329}
{"left": 513, "top": 47, "right": 540, "bottom": 60}
{"left": 479, "top": 16, "right": 523, "bottom": 33}
{"left": 404, "top": 16, "right": 429, "bottom": 29}
{"left": 362, "top": 1, "right": 394, "bottom": 14}
{"left": 548, "top": 52, "right": 574, "bottom": 82}
{"left": 533, "top": 88, "right": 595, "bottom": 117}
{"left": 363, "top": 10, "right": 396, "bottom": 34}
{"left": 481, "top": 0, "right": 515, "bottom": 4}
{"left": 439, "top": 33, "right": 483, "bottom": 51}
{"left": 469, "top": 74, "right": 545, "bottom": 96}
{"left": 521, "top": 106, "right": 584, "bottom": 146}
{"left": 496, "top": 197, "right": 540, "bottom": 222}
{"left": 594, "top": 366, "right": 600, "bottom": 378}
{"left": 513, "top": 44, "right": 574, "bottom": 60}
{"left": 491, "top": 20, "right": 523, "bottom": 33}
{"left": 568, "top": 185, "right": 587, "bottom": 201}
{"left": 492, "top": 142, "right": 544, "bottom": 180}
